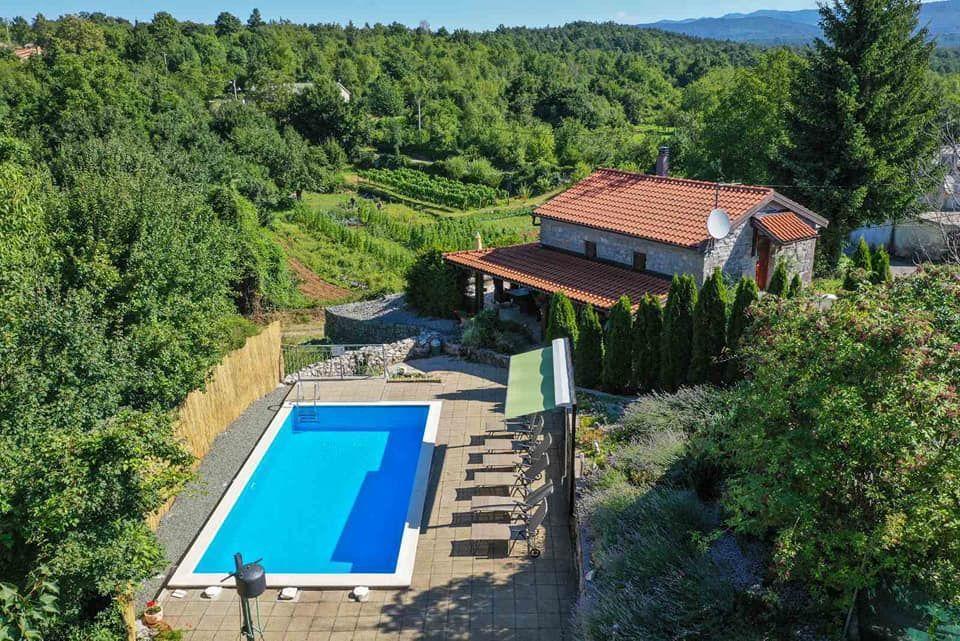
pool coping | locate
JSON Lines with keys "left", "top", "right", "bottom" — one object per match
{"left": 167, "top": 400, "right": 442, "bottom": 589}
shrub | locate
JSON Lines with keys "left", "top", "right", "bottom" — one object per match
{"left": 765, "top": 260, "right": 789, "bottom": 296}
{"left": 690, "top": 268, "right": 728, "bottom": 385}
{"left": 724, "top": 277, "right": 759, "bottom": 384}
{"left": 723, "top": 266, "right": 960, "bottom": 609}
{"left": 575, "top": 304, "right": 603, "bottom": 389}
{"left": 602, "top": 296, "right": 633, "bottom": 393}
{"left": 851, "top": 236, "right": 872, "bottom": 272}
{"left": 404, "top": 249, "right": 464, "bottom": 318}
{"left": 632, "top": 294, "right": 663, "bottom": 391}
{"left": 660, "top": 274, "right": 697, "bottom": 391}
{"left": 545, "top": 292, "right": 578, "bottom": 344}
{"left": 871, "top": 245, "right": 892, "bottom": 284}
{"left": 842, "top": 266, "right": 872, "bottom": 291}
{"left": 786, "top": 273, "right": 802, "bottom": 298}
{"left": 614, "top": 386, "right": 732, "bottom": 442}
{"left": 461, "top": 308, "right": 532, "bottom": 355}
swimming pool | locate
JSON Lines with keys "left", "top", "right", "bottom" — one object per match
{"left": 169, "top": 401, "right": 441, "bottom": 587}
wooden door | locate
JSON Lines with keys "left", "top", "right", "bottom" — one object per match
{"left": 756, "top": 237, "right": 771, "bottom": 289}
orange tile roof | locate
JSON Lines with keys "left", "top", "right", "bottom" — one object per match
{"left": 754, "top": 211, "right": 818, "bottom": 243}
{"left": 535, "top": 168, "right": 774, "bottom": 248}
{"left": 444, "top": 243, "right": 671, "bottom": 310}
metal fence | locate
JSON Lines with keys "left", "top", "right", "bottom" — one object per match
{"left": 281, "top": 343, "right": 391, "bottom": 381}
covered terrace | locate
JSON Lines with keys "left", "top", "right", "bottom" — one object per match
{"left": 443, "top": 243, "right": 672, "bottom": 320}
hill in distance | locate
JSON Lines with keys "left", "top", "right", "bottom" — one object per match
{"left": 637, "top": 0, "right": 960, "bottom": 46}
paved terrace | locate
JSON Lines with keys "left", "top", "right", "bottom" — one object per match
{"left": 152, "top": 356, "right": 575, "bottom": 641}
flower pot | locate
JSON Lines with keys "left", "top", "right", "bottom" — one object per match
{"left": 143, "top": 607, "right": 163, "bottom": 627}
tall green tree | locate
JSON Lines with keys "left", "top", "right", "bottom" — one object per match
{"left": 632, "top": 294, "right": 663, "bottom": 391}
{"left": 780, "top": 0, "right": 938, "bottom": 266}
{"left": 766, "top": 260, "right": 790, "bottom": 296}
{"left": 851, "top": 236, "right": 873, "bottom": 271}
{"left": 545, "top": 292, "right": 578, "bottom": 344}
{"left": 787, "top": 273, "right": 803, "bottom": 298}
{"left": 575, "top": 303, "right": 603, "bottom": 389}
{"left": 690, "top": 268, "right": 728, "bottom": 385}
{"left": 404, "top": 249, "right": 463, "bottom": 318}
{"left": 603, "top": 296, "right": 633, "bottom": 393}
{"left": 724, "top": 277, "right": 759, "bottom": 383}
{"left": 872, "top": 244, "right": 892, "bottom": 284}
{"left": 660, "top": 274, "right": 697, "bottom": 391}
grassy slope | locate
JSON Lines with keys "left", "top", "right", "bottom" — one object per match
{"left": 271, "top": 186, "right": 540, "bottom": 301}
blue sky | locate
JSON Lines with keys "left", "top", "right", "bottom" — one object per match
{"left": 4, "top": 0, "right": 822, "bottom": 30}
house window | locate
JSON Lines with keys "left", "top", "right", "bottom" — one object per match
{"left": 633, "top": 251, "right": 647, "bottom": 271}
{"left": 584, "top": 240, "right": 597, "bottom": 259}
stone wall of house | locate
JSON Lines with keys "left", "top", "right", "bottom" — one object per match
{"left": 772, "top": 238, "right": 818, "bottom": 284}
{"left": 702, "top": 220, "right": 757, "bottom": 282}
{"left": 539, "top": 219, "right": 704, "bottom": 279}
{"left": 283, "top": 332, "right": 439, "bottom": 382}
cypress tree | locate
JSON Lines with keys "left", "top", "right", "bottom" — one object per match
{"left": 575, "top": 304, "right": 603, "bottom": 389}
{"left": 724, "top": 277, "right": 760, "bottom": 383}
{"left": 766, "top": 260, "right": 790, "bottom": 296}
{"left": 690, "top": 268, "right": 728, "bottom": 385}
{"left": 545, "top": 292, "right": 578, "bottom": 345}
{"left": 787, "top": 273, "right": 803, "bottom": 298}
{"left": 660, "top": 274, "right": 697, "bottom": 392}
{"left": 852, "top": 237, "right": 872, "bottom": 272}
{"left": 779, "top": 0, "right": 937, "bottom": 266}
{"left": 632, "top": 294, "right": 663, "bottom": 391}
{"left": 872, "top": 245, "right": 892, "bottom": 284}
{"left": 602, "top": 295, "right": 633, "bottom": 393}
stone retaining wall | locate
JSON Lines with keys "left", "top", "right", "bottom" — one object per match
{"left": 284, "top": 332, "right": 440, "bottom": 382}
{"left": 324, "top": 311, "right": 422, "bottom": 344}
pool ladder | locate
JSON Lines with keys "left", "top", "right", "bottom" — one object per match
{"left": 294, "top": 379, "right": 320, "bottom": 426}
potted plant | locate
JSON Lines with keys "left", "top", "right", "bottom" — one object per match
{"left": 143, "top": 600, "right": 163, "bottom": 626}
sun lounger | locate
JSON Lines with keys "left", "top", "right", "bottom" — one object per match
{"left": 484, "top": 413, "right": 543, "bottom": 439}
{"left": 472, "top": 453, "right": 549, "bottom": 493}
{"left": 471, "top": 499, "right": 549, "bottom": 557}
{"left": 470, "top": 480, "right": 554, "bottom": 515}
{"left": 479, "top": 432, "right": 552, "bottom": 468}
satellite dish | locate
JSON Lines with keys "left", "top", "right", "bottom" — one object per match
{"left": 707, "top": 208, "right": 731, "bottom": 240}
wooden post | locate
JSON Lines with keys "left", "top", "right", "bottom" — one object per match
{"left": 493, "top": 278, "right": 504, "bottom": 303}
{"left": 474, "top": 271, "right": 484, "bottom": 312}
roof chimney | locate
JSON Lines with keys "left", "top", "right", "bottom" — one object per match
{"left": 655, "top": 146, "right": 670, "bottom": 177}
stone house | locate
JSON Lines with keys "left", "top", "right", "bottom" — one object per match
{"left": 445, "top": 150, "right": 827, "bottom": 313}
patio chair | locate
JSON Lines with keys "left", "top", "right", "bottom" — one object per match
{"left": 471, "top": 498, "right": 549, "bottom": 557}
{"left": 484, "top": 413, "right": 544, "bottom": 439}
{"left": 472, "top": 453, "right": 549, "bottom": 494}
{"left": 470, "top": 479, "right": 554, "bottom": 515}
{"left": 478, "top": 432, "right": 552, "bottom": 468}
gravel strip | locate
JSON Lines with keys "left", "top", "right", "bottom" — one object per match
{"left": 328, "top": 293, "right": 459, "bottom": 336}
{"left": 137, "top": 385, "right": 290, "bottom": 605}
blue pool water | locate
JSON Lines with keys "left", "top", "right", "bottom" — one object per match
{"left": 194, "top": 404, "right": 431, "bottom": 575}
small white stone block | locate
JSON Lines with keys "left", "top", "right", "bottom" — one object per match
{"left": 202, "top": 586, "right": 223, "bottom": 599}
{"left": 171, "top": 589, "right": 187, "bottom": 599}
{"left": 353, "top": 586, "right": 370, "bottom": 602}
{"left": 279, "top": 587, "right": 299, "bottom": 601}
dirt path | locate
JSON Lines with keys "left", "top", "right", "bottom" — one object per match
{"left": 288, "top": 258, "right": 351, "bottom": 302}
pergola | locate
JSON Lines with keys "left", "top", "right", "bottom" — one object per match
{"left": 444, "top": 243, "right": 671, "bottom": 315}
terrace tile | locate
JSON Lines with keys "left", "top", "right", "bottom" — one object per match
{"left": 154, "top": 357, "right": 576, "bottom": 640}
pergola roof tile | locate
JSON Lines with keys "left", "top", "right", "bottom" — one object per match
{"left": 444, "top": 243, "right": 671, "bottom": 310}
